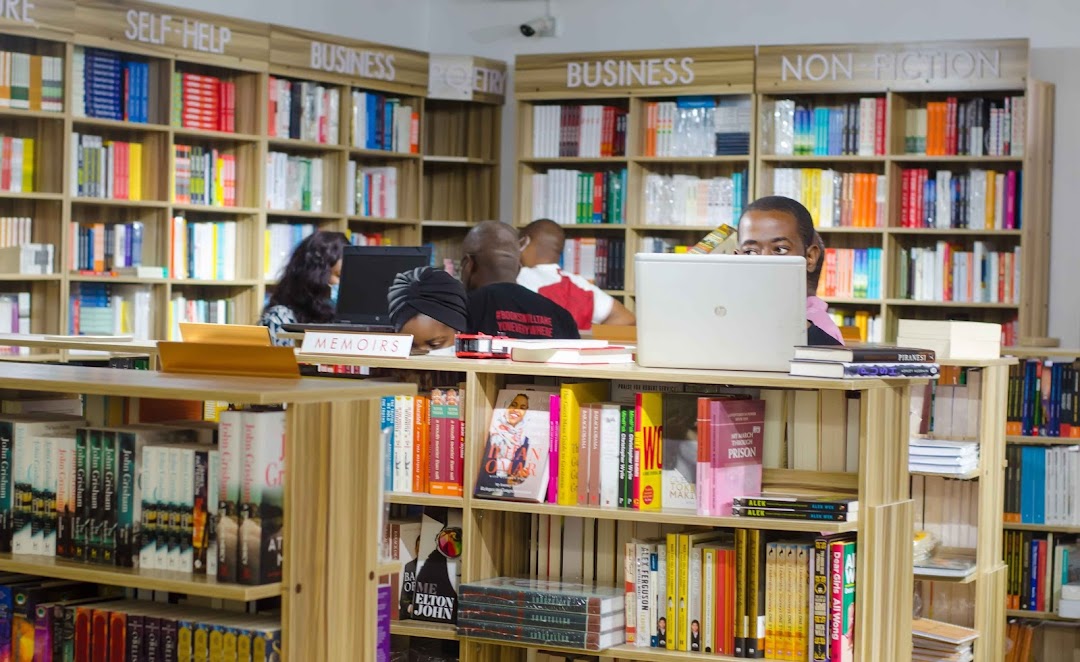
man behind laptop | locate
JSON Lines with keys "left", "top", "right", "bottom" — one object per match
{"left": 461, "top": 221, "right": 580, "bottom": 340}
{"left": 518, "top": 218, "right": 636, "bottom": 331}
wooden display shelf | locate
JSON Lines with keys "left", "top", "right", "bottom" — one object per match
{"left": 1003, "top": 523, "right": 1080, "bottom": 534}
{"left": 422, "top": 155, "right": 496, "bottom": 165}
{"left": 0, "top": 273, "right": 62, "bottom": 281}
{"left": 267, "top": 136, "right": 345, "bottom": 152}
{"left": 0, "top": 108, "right": 64, "bottom": 121}
{"left": 391, "top": 621, "right": 459, "bottom": 640}
{"left": 72, "top": 117, "right": 171, "bottom": 133}
{"left": 265, "top": 209, "right": 343, "bottom": 220}
{"left": 0, "top": 334, "right": 158, "bottom": 356}
{"left": 422, "top": 220, "right": 473, "bottom": 228}
{"left": 171, "top": 127, "right": 262, "bottom": 142}
{"left": 520, "top": 157, "right": 628, "bottom": 165}
{"left": 68, "top": 274, "right": 168, "bottom": 284}
{"left": 172, "top": 278, "right": 261, "bottom": 287}
{"left": 815, "top": 226, "right": 885, "bottom": 234}
{"left": 884, "top": 299, "right": 1020, "bottom": 310}
{"left": 0, "top": 554, "right": 280, "bottom": 601}
{"left": 349, "top": 146, "right": 422, "bottom": 160}
{"left": 887, "top": 228, "right": 1023, "bottom": 237}
{"left": 471, "top": 498, "right": 857, "bottom": 533}
{"left": 346, "top": 216, "right": 416, "bottom": 226}
{"left": 911, "top": 469, "right": 980, "bottom": 480}
{"left": 70, "top": 198, "right": 170, "bottom": 209}
{"left": 1005, "top": 610, "right": 1077, "bottom": 622}
{"left": 891, "top": 155, "right": 1025, "bottom": 164}
{"left": 759, "top": 154, "right": 886, "bottom": 163}
{"left": 633, "top": 155, "right": 750, "bottom": 164}
{"left": 0, "top": 191, "right": 63, "bottom": 201}
{"left": 385, "top": 492, "right": 465, "bottom": 508}
{"left": 914, "top": 568, "right": 978, "bottom": 584}
{"left": 1005, "top": 435, "right": 1079, "bottom": 445}
{"left": 171, "top": 203, "right": 262, "bottom": 215}
{"left": 631, "top": 224, "right": 717, "bottom": 232}
{"left": 823, "top": 297, "right": 882, "bottom": 305}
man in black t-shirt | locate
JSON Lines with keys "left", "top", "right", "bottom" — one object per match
{"left": 461, "top": 221, "right": 580, "bottom": 340}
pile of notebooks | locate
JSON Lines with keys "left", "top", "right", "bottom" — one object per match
{"left": 1059, "top": 582, "right": 1080, "bottom": 618}
{"left": 912, "top": 617, "right": 977, "bottom": 662}
{"left": 789, "top": 344, "right": 939, "bottom": 379}
{"left": 910, "top": 438, "right": 980, "bottom": 476}
{"left": 457, "top": 577, "right": 625, "bottom": 652}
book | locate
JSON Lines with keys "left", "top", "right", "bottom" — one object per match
{"left": 829, "top": 540, "right": 857, "bottom": 662}
{"left": 732, "top": 506, "right": 856, "bottom": 522}
{"left": 643, "top": 173, "right": 747, "bottom": 227}
{"left": 634, "top": 393, "right": 663, "bottom": 511}
{"left": 531, "top": 169, "right": 628, "bottom": 225}
{"left": 474, "top": 388, "right": 552, "bottom": 502}
{"left": 794, "top": 345, "right": 935, "bottom": 364}
{"left": 238, "top": 410, "right": 286, "bottom": 585}
{"left": 661, "top": 396, "right": 698, "bottom": 511}
{"left": 789, "top": 360, "right": 941, "bottom": 379}
{"left": 532, "top": 104, "right": 628, "bottom": 158}
{"left": 410, "top": 507, "right": 462, "bottom": 624}
{"left": 707, "top": 398, "right": 765, "bottom": 516}
{"left": 733, "top": 495, "right": 858, "bottom": 513}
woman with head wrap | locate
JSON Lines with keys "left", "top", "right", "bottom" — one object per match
{"left": 387, "top": 266, "right": 469, "bottom": 352}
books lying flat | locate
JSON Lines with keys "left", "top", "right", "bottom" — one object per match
{"left": 912, "top": 617, "right": 976, "bottom": 662}
{"left": 460, "top": 601, "right": 625, "bottom": 631}
{"left": 794, "top": 344, "right": 936, "bottom": 364}
{"left": 459, "top": 577, "right": 625, "bottom": 614}
{"left": 913, "top": 549, "right": 976, "bottom": 579}
{"left": 458, "top": 621, "right": 625, "bottom": 651}
{"left": 910, "top": 438, "right": 979, "bottom": 475}
{"left": 790, "top": 360, "right": 940, "bottom": 379}
{"left": 732, "top": 495, "right": 857, "bottom": 514}
{"left": 731, "top": 505, "right": 856, "bottom": 522}
{"left": 510, "top": 345, "right": 634, "bottom": 365}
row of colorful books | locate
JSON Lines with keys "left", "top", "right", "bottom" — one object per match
{"left": 1005, "top": 531, "right": 1079, "bottom": 614}
{"left": 172, "top": 71, "right": 236, "bottom": 134}
{"left": 382, "top": 392, "right": 465, "bottom": 498}
{"left": 1006, "top": 358, "right": 1080, "bottom": 438}
{"left": 642, "top": 172, "right": 748, "bottom": 228}
{"left": 0, "top": 136, "right": 35, "bottom": 194}
{"left": 624, "top": 530, "right": 857, "bottom": 660}
{"left": 898, "top": 242, "right": 1020, "bottom": 304}
{"left": 913, "top": 476, "right": 979, "bottom": 553}
{"left": 642, "top": 97, "right": 752, "bottom": 158}
{"left": 73, "top": 47, "right": 150, "bottom": 123}
{"left": 350, "top": 91, "right": 418, "bottom": 153}
{"left": 825, "top": 310, "right": 881, "bottom": 344}
{"left": 0, "top": 50, "right": 63, "bottom": 112}
{"left": 900, "top": 168, "right": 1021, "bottom": 230}
{"left": 267, "top": 77, "right": 340, "bottom": 145}
{"left": 350, "top": 231, "right": 392, "bottom": 247}
{"left": 1004, "top": 445, "right": 1080, "bottom": 526}
{"left": 530, "top": 169, "right": 627, "bottom": 226}
{"left": 69, "top": 221, "right": 145, "bottom": 273}
{"left": 346, "top": 163, "right": 398, "bottom": 218}
{"left": 815, "top": 247, "right": 883, "bottom": 300}
{"left": 263, "top": 222, "right": 316, "bottom": 280}
{"left": 767, "top": 98, "right": 885, "bottom": 157}
{"left": 562, "top": 237, "right": 625, "bottom": 291}
{"left": 166, "top": 295, "right": 235, "bottom": 341}
{"left": 68, "top": 283, "right": 153, "bottom": 340}
{"left": 770, "top": 169, "right": 884, "bottom": 229}
{"left": 71, "top": 134, "right": 144, "bottom": 201}
{"left": 904, "top": 96, "right": 1025, "bottom": 157}
{"left": 170, "top": 218, "right": 240, "bottom": 282}
{"left": 0, "top": 292, "right": 29, "bottom": 355}
{"left": 531, "top": 104, "right": 628, "bottom": 159}
{"left": 382, "top": 507, "right": 463, "bottom": 626}
{"left": 172, "top": 145, "right": 238, "bottom": 208}
{"left": 0, "top": 216, "right": 31, "bottom": 248}
{"left": 264, "top": 152, "right": 324, "bottom": 213}
{"left": 789, "top": 344, "right": 939, "bottom": 380}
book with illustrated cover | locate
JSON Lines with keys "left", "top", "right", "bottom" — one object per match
{"left": 710, "top": 399, "right": 765, "bottom": 516}
{"left": 238, "top": 410, "right": 286, "bottom": 586}
{"left": 215, "top": 410, "right": 242, "bottom": 582}
{"left": 830, "top": 540, "right": 857, "bottom": 662}
{"left": 634, "top": 393, "right": 663, "bottom": 511}
{"left": 411, "top": 507, "right": 463, "bottom": 624}
{"left": 662, "top": 396, "right": 697, "bottom": 512}
{"left": 474, "top": 389, "right": 551, "bottom": 502}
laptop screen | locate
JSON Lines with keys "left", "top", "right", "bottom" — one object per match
{"left": 335, "top": 246, "right": 432, "bottom": 325}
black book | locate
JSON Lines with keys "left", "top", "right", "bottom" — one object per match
{"left": 793, "top": 344, "right": 935, "bottom": 364}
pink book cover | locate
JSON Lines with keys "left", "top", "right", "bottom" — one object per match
{"left": 1005, "top": 170, "right": 1017, "bottom": 229}
{"left": 710, "top": 398, "right": 765, "bottom": 516}
{"left": 577, "top": 404, "right": 592, "bottom": 506}
{"left": 548, "top": 394, "right": 560, "bottom": 503}
{"left": 588, "top": 402, "right": 601, "bottom": 506}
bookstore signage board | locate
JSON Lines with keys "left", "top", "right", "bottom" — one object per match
{"left": 269, "top": 26, "right": 428, "bottom": 97}
{"left": 515, "top": 46, "right": 755, "bottom": 98}
{"left": 429, "top": 54, "right": 506, "bottom": 104}
{"left": 74, "top": 0, "right": 270, "bottom": 69}
{"left": 0, "top": 0, "right": 72, "bottom": 37}
{"left": 757, "top": 39, "right": 1029, "bottom": 93}
{"left": 300, "top": 332, "right": 413, "bottom": 358}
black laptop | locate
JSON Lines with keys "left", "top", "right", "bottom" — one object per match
{"left": 281, "top": 245, "right": 432, "bottom": 333}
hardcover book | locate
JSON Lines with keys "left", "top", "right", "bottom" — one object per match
{"left": 474, "top": 389, "right": 551, "bottom": 502}
{"left": 709, "top": 399, "right": 765, "bottom": 516}
{"left": 238, "top": 410, "right": 286, "bottom": 585}
{"left": 662, "top": 396, "right": 698, "bottom": 511}
{"left": 411, "top": 507, "right": 463, "bottom": 624}
{"left": 634, "top": 393, "right": 663, "bottom": 511}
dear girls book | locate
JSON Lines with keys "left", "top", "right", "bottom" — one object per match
{"left": 474, "top": 388, "right": 553, "bottom": 502}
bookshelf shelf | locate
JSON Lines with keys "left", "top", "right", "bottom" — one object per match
{"left": 422, "top": 155, "right": 495, "bottom": 166}
{"left": 421, "top": 219, "right": 473, "bottom": 228}
{"left": 887, "top": 228, "right": 1023, "bottom": 237}
{"left": 267, "top": 137, "right": 345, "bottom": 153}
{"left": 72, "top": 117, "right": 171, "bottom": 133}
{"left": 520, "top": 157, "right": 628, "bottom": 165}
{"left": 470, "top": 498, "right": 858, "bottom": 534}
{"left": 390, "top": 621, "right": 460, "bottom": 641}
{"left": 0, "top": 273, "right": 61, "bottom": 281}
{"left": 884, "top": 299, "right": 1020, "bottom": 310}
{"left": 346, "top": 216, "right": 416, "bottom": 226}
{"left": 759, "top": 154, "right": 886, "bottom": 163}
{"left": 0, "top": 191, "right": 63, "bottom": 201}
{"left": 604, "top": 289, "right": 627, "bottom": 296}
{"left": 172, "top": 278, "right": 261, "bottom": 287}
{"left": 349, "top": 146, "right": 421, "bottom": 160}
{"left": 914, "top": 569, "right": 978, "bottom": 584}
{"left": 911, "top": 469, "right": 981, "bottom": 481}
{"left": 385, "top": 493, "right": 465, "bottom": 508}
{"left": 171, "top": 127, "right": 261, "bottom": 142}
{"left": 68, "top": 274, "right": 168, "bottom": 285}
{"left": 265, "top": 210, "right": 342, "bottom": 221}
{"left": 632, "top": 155, "right": 750, "bottom": 164}
{"left": 0, "top": 554, "right": 281, "bottom": 601}
{"left": 1003, "top": 523, "right": 1080, "bottom": 534}
{"left": 1004, "top": 435, "right": 1078, "bottom": 445}
{"left": 170, "top": 203, "right": 262, "bottom": 215}
{"left": 70, "top": 198, "right": 169, "bottom": 209}
{"left": 1005, "top": 610, "right": 1077, "bottom": 622}
{"left": 529, "top": 224, "right": 626, "bottom": 232}
{"left": 631, "top": 224, "right": 719, "bottom": 232}
{"left": 891, "top": 155, "right": 1025, "bottom": 164}
{"left": 0, "top": 108, "right": 63, "bottom": 121}
{"left": 823, "top": 297, "right": 882, "bottom": 305}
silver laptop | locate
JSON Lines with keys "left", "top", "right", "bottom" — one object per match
{"left": 635, "top": 253, "right": 807, "bottom": 371}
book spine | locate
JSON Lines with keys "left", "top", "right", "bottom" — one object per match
{"left": 101, "top": 431, "right": 117, "bottom": 564}
{"left": 624, "top": 540, "right": 636, "bottom": 645}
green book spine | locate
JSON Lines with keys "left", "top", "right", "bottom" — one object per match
{"left": 87, "top": 429, "right": 103, "bottom": 564}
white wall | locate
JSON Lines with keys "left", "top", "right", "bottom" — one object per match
{"left": 428, "top": 0, "right": 1080, "bottom": 346}
{"left": 155, "top": 0, "right": 430, "bottom": 52}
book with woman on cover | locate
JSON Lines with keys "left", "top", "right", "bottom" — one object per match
{"left": 474, "top": 389, "right": 552, "bottom": 502}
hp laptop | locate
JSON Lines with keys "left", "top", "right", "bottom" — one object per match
{"left": 281, "top": 245, "right": 432, "bottom": 333}
{"left": 634, "top": 253, "right": 807, "bottom": 372}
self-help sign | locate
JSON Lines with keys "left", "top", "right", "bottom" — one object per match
{"left": 124, "top": 10, "right": 232, "bottom": 54}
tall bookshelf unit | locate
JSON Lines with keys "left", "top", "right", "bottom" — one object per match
{"left": 0, "top": 0, "right": 505, "bottom": 351}
{"left": 422, "top": 55, "right": 505, "bottom": 271}
{"left": 513, "top": 48, "right": 758, "bottom": 310}
{"left": 755, "top": 40, "right": 1053, "bottom": 344}
{"left": 293, "top": 352, "right": 920, "bottom": 662}
{"left": 0, "top": 360, "right": 412, "bottom": 660}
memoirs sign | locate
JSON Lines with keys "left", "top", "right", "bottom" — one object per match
{"left": 300, "top": 332, "right": 413, "bottom": 358}
{"left": 757, "top": 39, "right": 1029, "bottom": 92}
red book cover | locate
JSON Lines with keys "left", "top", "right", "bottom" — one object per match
{"left": 428, "top": 388, "right": 459, "bottom": 497}
{"left": 601, "top": 106, "right": 614, "bottom": 157}
{"left": 122, "top": 67, "right": 129, "bottom": 121}
{"left": 267, "top": 80, "right": 277, "bottom": 136}
{"left": 945, "top": 97, "right": 957, "bottom": 155}
{"left": 559, "top": 105, "right": 571, "bottom": 157}
{"left": 901, "top": 170, "right": 910, "bottom": 228}
{"left": 75, "top": 606, "right": 93, "bottom": 662}
{"left": 1, "top": 136, "right": 11, "bottom": 191}
{"left": 874, "top": 97, "right": 886, "bottom": 155}
{"left": 593, "top": 172, "right": 603, "bottom": 223}
{"left": 412, "top": 396, "right": 426, "bottom": 493}
{"left": 410, "top": 111, "right": 420, "bottom": 153}
{"left": 917, "top": 169, "right": 928, "bottom": 228}
{"left": 91, "top": 609, "right": 109, "bottom": 662}
{"left": 572, "top": 105, "right": 583, "bottom": 156}
{"left": 709, "top": 398, "right": 764, "bottom": 516}
{"left": 696, "top": 397, "right": 711, "bottom": 517}
{"left": 1005, "top": 170, "right": 1017, "bottom": 229}
{"left": 1000, "top": 253, "right": 1007, "bottom": 302}
{"left": 108, "top": 611, "right": 125, "bottom": 662}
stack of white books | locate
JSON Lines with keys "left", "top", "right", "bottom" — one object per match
{"left": 912, "top": 618, "right": 976, "bottom": 662}
{"left": 909, "top": 437, "right": 979, "bottom": 476}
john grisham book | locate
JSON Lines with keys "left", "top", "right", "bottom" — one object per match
{"left": 237, "top": 409, "right": 286, "bottom": 586}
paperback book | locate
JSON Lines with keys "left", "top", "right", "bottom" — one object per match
{"left": 474, "top": 388, "right": 552, "bottom": 502}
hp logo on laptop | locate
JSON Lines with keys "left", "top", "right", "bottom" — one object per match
{"left": 714, "top": 306, "right": 727, "bottom": 317}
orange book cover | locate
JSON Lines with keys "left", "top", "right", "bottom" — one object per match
{"left": 412, "top": 395, "right": 428, "bottom": 493}
{"left": 646, "top": 103, "right": 657, "bottom": 156}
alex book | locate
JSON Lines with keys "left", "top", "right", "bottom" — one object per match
{"left": 459, "top": 577, "right": 625, "bottom": 614}
{"left": 790, "top": 360, "right": 940, "bottom": 379}
{"left": 474, "top": 388, "right": 552, "bottom": 502}
{"left": 794, "top": 344, "right": 936, "bottom": 363}
{"left": 411, "top": 507, "right": 462, "bottom": 624}
{"left": 732, "top": 495, "right": 857, "bottom": 514}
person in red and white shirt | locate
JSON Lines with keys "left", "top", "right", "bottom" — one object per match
{"left": 517, "top": 219, "right": 636, "bottom": 331}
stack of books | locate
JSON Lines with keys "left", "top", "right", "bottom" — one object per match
{"left": 69, "top": 221, "right": 145, "bottom": 273}
{"left": 788, "top": 344, "right": 939, "bottom": 379}
{"left": 73, "top": 47, "right": 149, "bottom": 122}
{"left": 172, "top": 145, "right": 238, "bottom": 207}
{"left": 71, "top": 134, "right": 144, "bottom": 200}
{"left": 770, "top": 169, "right": 885, "bottom": 229}
{"left": 0, "top": 136, "right": 35, "bottom": 192}
{"left": 172, "top": 71, "right": 236, "bottom": 133}
{"left": 530, "top": 169, "right": 627, "bottom": 225}
{"left": 381, "top": 390, "right": 465, "bottom": 498}
{"left": 909, "top": 438, "right": 979, "bottom": 476}
{"left": 911, "top": 617, "right": 977, "bottom": 662}
{"left": 531, "top": 104, "right": 627, "bottom": 158}
{"left": 268, "top": 76, "right": 340, "bottom": 144}
{"left": 265, "top": 152, "right": 324, "bottom": 212}
{"left": 169, "top": 217, "right": 239, "bottom": 281}
{"left": 0, "top": 50, "right": 64, "bottom": 111}
{"left": 731, "top": 495, "right": 858, "bottom": 523}
{"left": 458, "top": 578, "right": 625, "bottom": 651}
{"left": 346, "top": 163, "right": 398, "bottom": 218}
{"left": 905, "top": 96, "right": 1025, "bottom": 157}
{"left": 642, "top": 172, "right": 748, "bottom": 227}
{"left": 350, "top": 91, "right": 417, "bottom": 153}
{"left": 767, "top": 97, "right": 885, "bottom": 156}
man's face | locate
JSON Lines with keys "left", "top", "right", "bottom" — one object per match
{"left": 737, "top": 209, "right": 819, "bottom": 278}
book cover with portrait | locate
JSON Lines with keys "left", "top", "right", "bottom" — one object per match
{"left": 411, "top": 507, "right": 463, "bottom": 624}
{"left": 474, "top": 389, "right": 552, "bottom": 502}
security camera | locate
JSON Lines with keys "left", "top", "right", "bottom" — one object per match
{"left": 520, "top": 15, "right": 557, "bottom": 38}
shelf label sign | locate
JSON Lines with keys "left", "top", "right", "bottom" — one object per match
{"left": 567, "top": 57, "right": 695, "bottom": 88}
{"left": 779, "top": 50, "right": 1002, "bottom": 83}
{"left": 124, "top": 9, "right": 231, "bottom": 54}
{"left": 309, "top": 40, "right": 396, "bottom": 82}
{"left": 429, "top": 54, "right": 506, "bottom": 101}
{"left": 300, "top": 332, "right": 413, "bottom": 358}
{"left": 2, "top": 0, "right": 35, "bottom": 23}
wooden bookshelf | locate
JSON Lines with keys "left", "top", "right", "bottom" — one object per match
{"left": 0, "top": 361, "right": 413, "bottom": 660}
{"left": 755, "top": 40, "right": 1053, "bottom": 343}
{"left": 0, "top": 0, "right": 504, "bottom": 349}
{"left": 296, "top": 351, "right": 920, "bottom": 661}
{"left": 513, "top": 48, "right": 757, "bottom": 307}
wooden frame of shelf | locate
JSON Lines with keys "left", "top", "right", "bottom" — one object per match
{"left": 0, "top": 361, "right": 413, "bottom": 661}
{"left": 296, "top": 351, "right": 918, "bottom": 661}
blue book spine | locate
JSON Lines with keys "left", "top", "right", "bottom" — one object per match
{"left": 131, "top": 222, "right": 143, "bottom": 267}
{"left": 1036, "top": 446, "right": 1046, "bottom": 524}
{"left": 1030, "top": 537, "right": 1040, "bottom": 610}
{"left": 138, "top": 62, "right": 149, "bottom": 123}
{"left": 366, "top": 94, "right": 378, "bottom": 150}
{"left": 381, "top": 397, "right": 394, "bottom": 491}
{"left": 216, "top": 222, "right": 225, "bottom": 279}
{"left": 619, "top": 168, "right": 628, "bottom": 223}
{"left": 384, "top": 98, "right": 396, "bottom": 151}
{"left": 0, "top": 585, "right": 15, "bottom": 644}
{"left": 187, "top": 224, "right": 195, "bottom": 279}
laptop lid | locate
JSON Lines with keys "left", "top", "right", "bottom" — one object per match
{"left": 634, "top": 253, "right": 807, "bottom": 372}
{"left": 336, "top": 245, "right": 433, "bottom": 325}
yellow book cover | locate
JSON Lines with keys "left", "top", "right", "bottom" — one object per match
{"left": 21, "top": 137, "right": 32, "bottom": 192}
{"left": 777, "top": 542, "right": 790, "bottom": 661}
{"left": 796, "top": 544, "right": 809, "bottom": 662}
{"left": 215, "top": 155, "right": 225, "bottom": 204}
{"left": 665, "top": 532, "right": 678, "bottom": 650}
{"left": 986, "top": 172, "right": 996, "bottom": 229}
{"left": 130, "top": 142, "right": 143, "bottom": 200}
{"left": 765, "top": 542, "right": 777, "bottom": 659}
{"left": 735, "top": 528, "right": 747, "bottom": 656}
{"left": 747, "top": 529, "right": 765, "bottom": 658}
{"left": 702, "top": 546, "right": 717, "bottom": 654}
{"left": 263, "top": 229, "right": 271, "bottom": 278}
{"left": 557, "top": 382, "right": 607, "bottom": 506}
{"left": 634, "top": 391, "right": 663, "bottom": 511}
{"left": 677, "top": 530, "right": 725, "bottom": 652}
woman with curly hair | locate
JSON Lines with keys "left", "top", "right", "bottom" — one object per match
{"left": 258, "top": 231, "right": 348, "bottom": 346}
